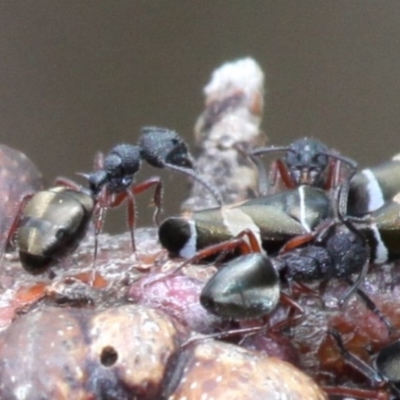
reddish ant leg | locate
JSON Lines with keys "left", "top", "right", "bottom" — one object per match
{"left": 148, "top": 229, "right": 262, "bottom": 287}
{"left": 268, "top": 292, "right": 305, "bottom": 334}
{"left": 289, "top": 281, "right": 320, "bottom": 298}
{"left": 183, "top": 293, "right": 304, "bottom": 350}
{"left": 323, "top": 157, "right": 341, "bottom": 191}
{"left": 280, "top": 218, "right": 337, "bottom": 254}
{"left": 269, "top": 159, "right": 296, "bottom": 193}
{"left": 6, "top": 193, "right": 34, "bottom": 248}
{"left": 280, "top": 232, "right": 316, "bottom": 253}
{"left": 53, "top": 177, "right": 82, "bottom": 190}
{"left": 1, "top": 191, "right": 36, "bottom": 274}
{"left": 132, "top": 177, "right": 163, "bottom": 226}
{"left": 177, "top": 228, "right": 262, "bottom": 272}
{"left": 323, "top": 386, "right": 389, "bottom": 400}
{"left": 93, "top": 177, "right": 163, "bottom": 253}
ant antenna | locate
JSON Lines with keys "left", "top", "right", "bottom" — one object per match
{"left": 233, "top": 143, "right": 269, "bottom": 196}
{"left": 319, "top": 150, "right": 358, "bottom": 217}
{"left": 333, "top": 184, "right": 370, "bottom": 306}
{"left": 250, "top": 145, "right": 292, "bottom": 157}
{"left": 163, "top": 162, "right": 223, "bottom": 207}
{"left": 328, "top": 329, "right": 385, "bottom": 385}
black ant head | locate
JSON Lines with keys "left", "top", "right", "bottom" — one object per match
{"left": 140, "top": 127, "right": 222, "bottom": 205}
{"left": 285, "top": 138, "right": 330, "bottom": 187}
{"left": 139, "top": 127, "right": 194, "bottom": 170}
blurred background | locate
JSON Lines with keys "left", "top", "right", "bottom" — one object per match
{"left": 1, "top": 1, "right": 400, "bottom": 231}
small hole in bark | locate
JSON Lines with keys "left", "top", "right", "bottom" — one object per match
{"left": 100, "top": 346, "right": 118, "bottom": 366}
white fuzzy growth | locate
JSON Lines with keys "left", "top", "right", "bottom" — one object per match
{"left": 204, "top": 57, "right": 264, "bottom": 101}
{"left": 370, "top": 223, "right": 389, "bottom": 264}
{"left": 362, "top": 169, "right": 385, "bottom": 212}
{"left": 179, "top": 220, "right": 198, "bottom": 259}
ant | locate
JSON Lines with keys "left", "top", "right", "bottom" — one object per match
{"left": 251, "top": 138, "right": 400, "bottom": 219}
{"left": 250, "top": 138, "right": 357, "bottom": 203}
{"left": 161, "top": 183, "right": 400, "bottom": 317}
{"left": 197, "top": 214, "right": 369, "bottom": 317}
{"left": 82, "top": 126, "right": 222, "bottom": 257}
{"left": 8, "top": 127, "right": 222, "bottom": 276}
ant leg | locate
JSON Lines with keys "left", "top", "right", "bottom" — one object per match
{"left": 274, "top": 159, "right": 296, "bottom": 190}
{"left": 337, "top": 213, "right": 370, "bottom": 306}
{"left": 235, "top": 143, "right": 269, "bottom": 196}
{"left": 324, "top": 158, "right": 341, "bottom": 191}
{"left": 330, "top": 155, "right": 358, "bottom": 218}
{"left": 5, "top": 192, "right": 34, "bottom": 248}
{"left": 267, "top": 160, "right": 279, "bottom": 192}
{"left": 175, "top": 228, "right": 262, "bottom": 272}
{"left": 280, "top": 219, "right": 334, "bottom": 253}
{"left": 280, "top": 218, "right": 339, "bottom": 254}
{"left": 249, "top": 145, "right": 294, "bottom": 193}
{"left": 289, "top": 280, "right": 320, "bottom": 298}
{"left": 346, "top": 278, "right": 393, "bottom": 334}
{"left": 324, "top": 158, "right": 349, "bottom": 216}
{"left": 125, "top": 190, "right": 136, "bottom": 252}
{"left": 265, "top": 159, "right": 296, "bottom": 193}
{"left": 280, "top": 232, "right": 316, "bottom": 253}
{"left": 328, "top": 329, "right": 385, "bottom": 386}
{"left": 148, "top": 229, "right": 262, "bottom": 286}
{"left": 339, "top": 258, "right": 369, "bottom": 307}
{"left": 132, "top": 177, "right": 163, "bottom": 226}
{"left": 96, "top": 178, "right": 162, "bottom": 253}
{"left": 249, "top": 154, "right": 269, "bottom": 196}
{"left": 184, "top": 291, "right": 304, "bottom": 348}
{"left": 181, "top": 324, "right": 269, "bottom": 349}
{"left": 269, "top": 292, "right": 305, "bottom": 333}
{"left": 323, "top": 386, "right": 389, "bottom": 400}
{"left": 53, "top": 177, "right": 82, "bottom": 190}
{"left": 92, "top": 189, "right": 109, "bottom": 261}
{"left": 322, "top": 150, "right": 358, "bottom": 191}
{"left": 0, "top": 191, "right": 34, "bottom": 275}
